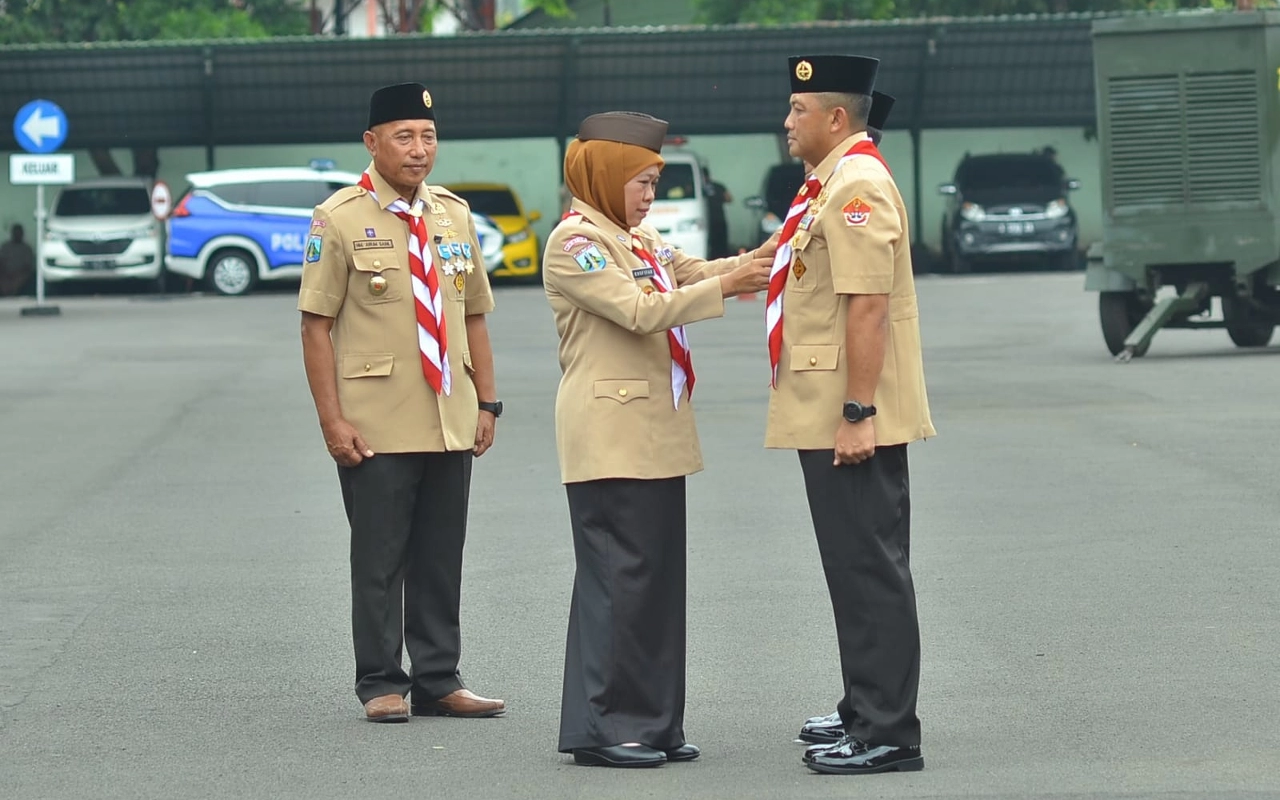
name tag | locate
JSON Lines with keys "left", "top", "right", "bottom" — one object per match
{"left": 353, "top": 239, "right": 394, "bottom": 251}
{"left": 632, "top": 267, "right": 655, "bottom": 279}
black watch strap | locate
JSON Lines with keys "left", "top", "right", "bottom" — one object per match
{"left": 478, "top": 400, "right": 503, "bottom": 418}
{"left": 842, "top": 401, "right": 876, "bottom": 423}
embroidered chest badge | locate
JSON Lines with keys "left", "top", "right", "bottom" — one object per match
{"left": 573, "top": 244, "right": 608, "bottom": 272}
{"left": 843, "top": 196, "right": 873, "bottom": 227}
{"left": 792, "top": 258, "right": 807, "bottom": 281}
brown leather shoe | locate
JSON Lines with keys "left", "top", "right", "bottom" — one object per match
{"left": 363, "top": 694, "right": 409, "bottom": 723}
{"left": 411, "top": 688, "right": 506, "bottom": 718}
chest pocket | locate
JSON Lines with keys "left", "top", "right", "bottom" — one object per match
{"left": 353, "top": 251, "right": 402, "bottom": 304}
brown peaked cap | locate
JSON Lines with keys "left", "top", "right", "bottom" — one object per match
{"left": 577, "top": 111, "right": 669, "bottom": 153}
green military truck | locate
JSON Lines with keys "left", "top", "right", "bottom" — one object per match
{"left": 1086, "top": 10, "right": 1280, "bottom": 359}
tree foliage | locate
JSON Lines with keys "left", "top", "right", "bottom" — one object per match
{"left": 0, "top": 0, "right": 310, "bottom": 45}
{"left": 694, "top": 0, "right": 1269, "bottom": 25}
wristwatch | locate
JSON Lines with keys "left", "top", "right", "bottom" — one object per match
{"left": 478, "top": 400, "right": 503, "bottom": 419}
{"left": 842, "top": 400, "right": 876, "bottom": 423}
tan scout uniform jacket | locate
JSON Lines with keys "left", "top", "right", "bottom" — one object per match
{"left": 765, "top": 133, "right": 936, "bottom": 450}
{"left": 298, "top": 164, "right": 496, "bottom": 454}
{"left": 544, "top": 199, "right": 754, "bottom": 484}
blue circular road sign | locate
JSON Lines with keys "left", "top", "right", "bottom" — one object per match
{"left": 13, "top": 99, "right": 68, "bottom": 154}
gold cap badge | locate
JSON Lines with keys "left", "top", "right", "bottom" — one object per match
{"left": 795, "top": 60, "right": 814, "bottom": 81}
{"left": 422, "top": 90, "right": 433, "bottom": 108}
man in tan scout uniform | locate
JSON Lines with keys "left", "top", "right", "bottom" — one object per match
{"left": 299, "top": 82, "right": 506, "bottom": 724}
{"left": 763, "top": 55, "right": 935, "bottom": 775}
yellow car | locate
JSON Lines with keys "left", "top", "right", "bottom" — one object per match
{"left": 443, "top": 182, "right": 542, "bottom": 283}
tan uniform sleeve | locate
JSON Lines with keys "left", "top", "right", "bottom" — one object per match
{"left": 823, "top": 172, "right": 900, "bottom": 296}
{"left": 545, "top": 231, "right": 724, "bottom": 335}
{"left": 297, "top": 206, "right": 348, "bottom": 317}
{"left": 462, "top": 212, "right": 496, "bottom": 315}
{"left": 669, "top": 246, "right": 748, "bottom": 287}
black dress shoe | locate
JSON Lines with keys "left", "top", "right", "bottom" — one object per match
{"left": 798, "top": 710, "right": 844, "bottom": 744}
{"left": 663, "top": 743, "right": 700, "bottom": 762}
{"left": 573, "top": 744, "right": 667, "bottom": 768}
{"left": 805, "top": 734, "right": 923, "bottom": 775}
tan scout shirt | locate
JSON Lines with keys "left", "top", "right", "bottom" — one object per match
{"left": 765, "top": 133, "right": 936, "bottom": 450}
{"left": 544, "top": 198, "right": 753, "bottom": 484}
{"left": 298, "top": 164, "right": 496, "bottom": 454}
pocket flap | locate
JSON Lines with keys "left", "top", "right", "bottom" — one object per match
{"left": 594, "top": 379, "right": 650, "bottom": 404}
{"left": 342, "top": 353, "right": 394, "bottom": 378}
{"left": 790, "top": 344, "right": 841, "bottom": 371}
{"left": 353, "top": 251, "right": 400, "bottom": 273}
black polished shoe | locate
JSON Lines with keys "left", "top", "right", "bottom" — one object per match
{"left": 798, "top": 710, "right": 844, "bottom": 744}
{"left": 573, "top": 744, "right": 667, "bottom": 768}
{"left": 805, "top": 734, "right": 923, "bottom": 775}
{"left": 663, "top": 743, "right": 700, "bottom": 762}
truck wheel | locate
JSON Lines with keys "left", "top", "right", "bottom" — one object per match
{"left": 1099, "top": 291, "right": 1151, "bottom": 357}
{"left": 1222, "top": 296, "right": 1275, "bottom": 348}
{"left": 206, "top": 248, "right": 258, "bottom": 297}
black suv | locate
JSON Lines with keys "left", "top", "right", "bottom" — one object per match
{"left": 938, "top": 151, "right": 1081, "bottom": 273}
{"left": 745, "top": 161, "right": 806, "bottom": 248}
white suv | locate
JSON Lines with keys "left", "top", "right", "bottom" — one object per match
{"left": 647, "top": 148, "right": 710, "bottom": 259}
{"left": 43, "top": 178, "right": 162, "bottom": 286}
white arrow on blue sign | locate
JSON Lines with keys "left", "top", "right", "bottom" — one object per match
{"left": 13, "top": 99, "right": 68, "bottom": 154}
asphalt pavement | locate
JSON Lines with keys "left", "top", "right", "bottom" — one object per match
{"left": 1, "top": 273, "right": 1278, "bottom": 799}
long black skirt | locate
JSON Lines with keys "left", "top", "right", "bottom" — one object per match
{"left": 557, "top": 476, "right": 688, "bottom": 752}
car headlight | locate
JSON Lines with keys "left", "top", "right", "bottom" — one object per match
{"left": 505, "top": 229, "right": 530, "bottom": 244}
{"left": 44, "top": 229, "right": 66, "bottom": 242}
{"left": 122, "top": 225, "right": 158, "bottom": 238}
{"left": 675, "top": 219, "right": 703, "bottom": 233}
{"left": 1044, "top": 199, "right": 1069, "bottom": 219}
{"left": 959, "top": 202, "right": 985, "bottom": 222}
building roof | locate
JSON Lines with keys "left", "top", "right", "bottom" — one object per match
{"left": 0, "top": 12, "right": 1213, "bottom": 150}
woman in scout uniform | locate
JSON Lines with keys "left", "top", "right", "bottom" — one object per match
{"left": 542, "top": 111, "right": 774, "bottom": 768}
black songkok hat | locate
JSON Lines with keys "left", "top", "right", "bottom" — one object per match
{"left": 788, "top": 54, "right": 879, "bottom": 96}
{"left": 368, "top": 82, "right": 435, "bottom": 130}
{"left": 577, "top": 111, "right": 669, "bottom": 154}
{"left": 868, "top": 90, "right": 895, "bottom": 130}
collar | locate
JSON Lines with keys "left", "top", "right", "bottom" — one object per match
{"left": 366, "top": 160, "right": 428, "bottom": 211}
{"left": 811, "top": 132, "right": 869, "bottom": 185}
{"left": 569, "top": 198, "right": 633, "bottom": 245}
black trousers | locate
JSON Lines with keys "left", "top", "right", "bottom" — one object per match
{"left": 798, "top": 445, "right": 921, "bottom": 747}
{"left": 338, "top": 451, "right": 471, "bottom": 705}
{"left": 558, "top": 477, "right": 688, "bottom": 752}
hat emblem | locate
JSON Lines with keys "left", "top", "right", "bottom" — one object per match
{"left": 795, "top": 60, "right": 814, "bottom": 81}
{"left": 422, "top": 90, "right": 433, "bottom": 108}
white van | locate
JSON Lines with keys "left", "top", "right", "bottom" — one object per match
{"left": 648, "top": 147, "right": 709, "bottom": 260}
{"left": 43, "top": 178, "right": 162, "bottom": 287}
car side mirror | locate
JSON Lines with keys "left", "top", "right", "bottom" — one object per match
{"left": 938, "top": 183, "right": 958, "bottom": 196}
{"left": 1065, "top": 178, "right": 1081, "bottom": 191}
{"left": 745, "top": 195, "right": 767, "bottom": 210}
{"left": 527, "top": 210, "right": 542, "bottom": 223}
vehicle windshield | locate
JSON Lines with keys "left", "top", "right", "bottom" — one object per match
{"left": 55, "top": 187, "right": 151, "bottom": 216}
{"left": 451, "top": 189, "right": 520, "bottom": 217}
{"left": 957, "top": 157, "right": 1064, "bottom": 191}
{"left": 656, "top": 163, "right": 697, "bottom": 201}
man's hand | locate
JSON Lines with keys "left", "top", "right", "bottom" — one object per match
{"left": 474, "top": 411, "right": 496, "bottom": 457}
{"left": 834, "top": 419, "right": 876, "bottom": 466}
{"left": 323, "top": 418, "right": 374, "bottom": 467}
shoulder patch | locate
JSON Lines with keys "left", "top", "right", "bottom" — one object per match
{"left": 843, "top": 196, "right": 873, "bottom": 227}
{"left": 317, "top": 184, "right": 365, "bottom": 213}
{"left": 573, "top": 243, "right": 608, "bottom": 272}
{"left": 428, "top": 185, "right": 469, "bottom": 209}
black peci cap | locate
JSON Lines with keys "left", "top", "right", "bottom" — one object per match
{"left": 368, "top": 82, "right": 435, "bottom": 130}
{"left": 868, "top": 90, "right": 895, "bottom": 130}
{"left": 788, "top": 54, "right": 879, "bottom": 95}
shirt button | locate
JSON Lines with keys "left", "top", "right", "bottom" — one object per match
{"left": 618, "top": 388, "right": 628, "bottom": 397}
{"left": 364, "top": 363, "right": 372, "bottom": 372}
{"left": 809, "top": 357, "right": 818, "bottom": 366}
{"left": 373, "top": 260, "right": 381, "bottom": 267}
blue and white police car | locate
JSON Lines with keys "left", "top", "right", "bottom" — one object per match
{"left": 166, "top": 164, "right": 507, "bottom": 296}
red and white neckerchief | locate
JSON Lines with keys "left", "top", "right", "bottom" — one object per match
{"left": 562, "top": 209, "right": 695, "bottom": 408}
{"left": 359, "top": 172, "right": 450, "bottom": 396}
{"left": 765, "top": 139, "right": 891, "bottom": 387}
